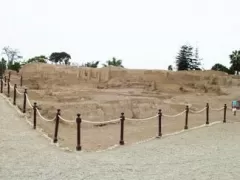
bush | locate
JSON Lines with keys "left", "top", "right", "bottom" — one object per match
{"left": 8, "top": 61, "right": 21, "bottom": 73}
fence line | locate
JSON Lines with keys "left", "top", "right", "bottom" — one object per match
{"left": 0, "top": 73, "right": 233, "bottom": 151}
{"left": 1, "top": 77, "right": 230, "bottom": 124}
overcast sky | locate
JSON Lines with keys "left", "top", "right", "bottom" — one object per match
{"left": 0, "top": 0, "right": 239, "bottom": 70}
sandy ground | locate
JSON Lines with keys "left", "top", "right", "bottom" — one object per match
{"left": 1, "top": 80, "right": 239, "bottom": 151}
{"left": 1, "top": 95, "right": 240, "bottom": 180}
{"left": 2, "top": 65, "right": 240, "bottom": 151}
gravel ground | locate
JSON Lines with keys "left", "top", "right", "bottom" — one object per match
{"left": 1, "top": 96, "right": 240, "bottom": 180}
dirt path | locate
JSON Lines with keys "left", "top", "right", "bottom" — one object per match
{"left": 1, "top": 95, "right": 240, "bottom": 180}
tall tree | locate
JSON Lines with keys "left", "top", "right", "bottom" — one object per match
{"left": 83, "top": 61, "right": 99, "bottom": 68}
{"left": 2, "top": 46, "right": 22, "bottom": 68}
{"left": 175, "top": 45, "right": 202, "bottom": 71}
{"left": 190, "top": 47, "right": 201, "bottom": 70}
{"left": 49, "top": 52, "right": 71, "bottom": 65}
{"left": 175, "top": 45, "right": 192, "bottom": 71}
{"left": 102, "top": 57, "right": 124, "bottom": 67}
{"left": 229, "top": 50, "right": 240, "bottom": 74}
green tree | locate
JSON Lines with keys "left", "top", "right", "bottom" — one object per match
{"left": 27, "top": 55, "right": 48, "bottom": 64}
{"left": 175, "top": 45, "right": 193, "bottom": 71}
{"left": 83, "top": 61, "right": 99, "bottom": 68}
{"left": 190, "top": 47, "right": 201, "bottom": 70}
{"left": 168, "top": 65, "right": 173, "bottom": 71}
{"left": 229, "top": 50, "right": 240, "bottom": 74}
{"left": 49, "top": 52, "right": 71, "bottom": 65}
{"left": 102, "top": 57, "right": 124, "bottom": 68}
{"left": 175, "top": 45, "right": 202, "bottom": 71}
{"left": 0, "top": 58, "right": 7, "bottom": 77}
{"left": 8, "top": 61, "right": 21, "bottom": 73}
{"left": 211, "top": 63, "right": 230, "bottom": 73}
{"left": 229, "top": 65, "right": 235, "bottom": 74}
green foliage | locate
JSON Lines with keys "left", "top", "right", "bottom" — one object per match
{"left": 175, "top": 45, "right": 201, "bottom": 71}
{"left": 8, "top": 61, "right": 21, "bottom": 73}
{"left": 0, "top": 58, "right": 7, "bottom": 77}
{"left": 83, "top": 61, "right": 99, "bottom": 68}
{"left": 229, "top": 50, "right": 240, "bottom": 74}
{"left": 229, "top": 65, "right": 235, "bottom": 74}
{"left": 190, "top": 47, "right": 202, "bottom": 70}
{"left": 103, "top": 57, "right": 124, "bottom": 67}
{"left": 49, "top": 52, "right": 71, "bottom": 65}
{"left": 168, "top": 65, "right": 173, "bottom": 71}
{"left": 211, "top": 63, "right": 230, "bottom": 73}
{"left": 175, "top": 45, "right": 192, "bottom": 70}
{"left": 27, "top": 55, "right": 47, "bottom": 64}
{"left": 1, "top": 46, "right": 22, "bottom": 73}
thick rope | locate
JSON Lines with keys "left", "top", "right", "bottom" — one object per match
{"left": 125, "top": 115, "right": 158, "bottom": 121}
{"left": 162, "top": 110, "right": 186, "bottom": 118}
{"left": 82, "top": 118, "right": 120, "bottom": 124}
{"left": 56, "top": 114, "right": 121, "bottom": 124}
{"left": 189, "top": 107, "right": 206, "bottom": 114}
{"left": 16, "top": 88, "right": 24, "bottom": 95}
{"left": 210, "top": 107, "right": 224, "bottom": 111}
{"left": 9, "top": 83, "right": 14, "bottom": 89}
{"left": 58, "top": 115, "right": 75, "bottom": 123}
{"left": 36, "top": 109, "right": 55, "bottom": 122}
{"left": 26, "top": 94, "right": 33, "bottom": 109}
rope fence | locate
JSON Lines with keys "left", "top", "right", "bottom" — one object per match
{"left": 0, "top": 73, "right": 235, "bottom": 151}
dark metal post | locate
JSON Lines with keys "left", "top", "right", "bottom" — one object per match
{"left": 13, "top": 84, "right": 17, "bottom": 105}
{"left": 157, "top": 109, "right": 162, "bottom": 138}
{"left": 23, "top": 89, "right": 27, "bottom": 113}
{"left": 33, "top": 102, "right": 37, "bottom": 129}
{"left": 7, "top": 78, "right": 10, "bottom": 97}
{"left": 4, "top": 76, "right": 6, "bottom": 86}
{"left": 0, "top": 77, "right": 3, "bottom": 93}
{"left": 20, "top": 75, "right": 23, "bottom": 87}
{"left": 8, "top": 71, "right": 11, "bottom": 81}
{"left": 76, "top": 114, "right": 82, "bottom": 151}
{"left": 184, "top": 105, "right": 189, "bottom": 130}
{"left": 119, "top": 112, "right": 125, "bottom": 145}
{"left": 206, "top": 103, "right": 209, "bottom": 125}
{"left": 223, "top": 104, "right": 227, "bottom": 123}
{"left": 53, "top": 109, "right": 60, "bottom": 143}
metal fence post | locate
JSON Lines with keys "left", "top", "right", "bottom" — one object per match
{"left": 157, "top": 109, "right": 162, "bottom": 138}
{"left": 4, "top": 76, "right": 6, "bottom": 86}
{"left": 20, "top": 75, "right": 23, "bottom": 87}
{"left": 33, "top": 102, "right": 37, "bottom": 129}
{"left": 184, "top": 105, "right": 189, "bottom": 130}
{"left": 13, "top": 84, "right": 17, "bottom": 105}
{"left": 53, "top": 109, "right": 60, "bottom": 143}
{"left": 206, "top": 103, "right": 209, "bottom": 125}
{"left": 7, "top": 78, "right": 10, "bottom": 97}
{"left": 223, "top": 104, "right": 227, "bottom": 123}
{"left": 119, "top": 112, "right": 125, "bottom": 145}
{"left": 23, "top": 89, "right": 27, "bottom": 113}
{"left": 76, "top": 114, "right": 82, "bottom": 151}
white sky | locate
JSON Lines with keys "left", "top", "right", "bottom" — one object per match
{"left": 0, "top": 0, "right": 240, "bottom": 69}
